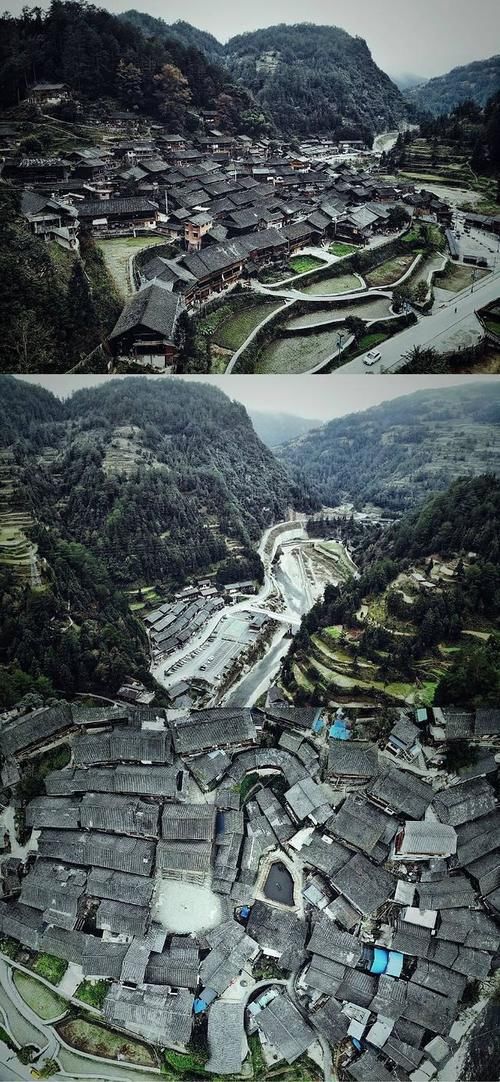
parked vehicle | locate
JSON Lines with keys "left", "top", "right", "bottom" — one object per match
{"left": 364, "top": 350, "right": 381, "bottom": 366}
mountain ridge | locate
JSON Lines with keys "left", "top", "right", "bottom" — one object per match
{"left": 122, "top": 11, "right": 409, "bottom": 138}
{"left": 279, "top": 382, "right": 500, "bottom": 513}
{"left": 404, "top": 54, "right": 500, "bottom": 115}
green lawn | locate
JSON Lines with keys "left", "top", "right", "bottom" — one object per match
{"left": 32, "top": 953, "right": 67, "bottom": 985}
{"left": 329, "top": 241, "right": 358, "bottom": 256}
{"left": 75, "top": 979, "right": 110, "bottom": 1010}
{"left": 324, "top": 625, "right": 343, "bottom": 639}
{"left": 97, "top": 235, "right": 166, "bottom": 297}
{"left": 288, "top": 255, "right": 325, "bottom": 274}
{"left": 13, "top": 971, "right": 66, "bottom": 1020}
{"left": 57, "top": 1018, "right": 155, "bottom": 1066}
{"left": 212, "top": 300, "right": 282, "bottom": 352}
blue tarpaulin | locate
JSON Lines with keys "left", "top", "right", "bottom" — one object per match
{"left": 329, "top": 720, "right": 350, "bottom": 740}
{"left": 386, "top": 950, "right": 404, "bottom": 977}
{"left": 370, "top": 947, "right": 389, "bottom": 974}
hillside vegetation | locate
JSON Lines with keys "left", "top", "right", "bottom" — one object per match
{"left": 124, "top": 13, "right": 409, "bottom": 139}
{"left": 0, "top": 188, "right": 121, "bottom": 373}
{"left": 279, "top": 382, "right": 500, "bottom": 513}
{"left": 0, "top": 2, "right": 269, "bottom": 136}
{"left": 0, "top": 376, "right": 316, "bottom": 700}
{"left": 405, "top": 55, "right": 500, "bottom": 116}
{"left": 283, "top": 477, "right": 500, "bottom": 711}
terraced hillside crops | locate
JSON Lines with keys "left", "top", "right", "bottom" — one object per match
{"left": 0, "top": 453, "right": 40, "bottom": 585}
{"left": 288, "top": 557, "right": 483, "bottom": 709}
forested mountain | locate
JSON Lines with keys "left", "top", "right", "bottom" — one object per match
{"left": 248, "top": 411, "right": 322, "bottom": 448}
{"left": 124, "top": 13, "right": 409, "bottom": 139}
{"left": 405, "top": 55, "right": 500, "bottom": 116}
{"left": 284, "top": 476, "right": 500, "bottom": 712}
{"left": 279, "top": 383, "right": 500, "bottom": 513}
{"left": 0, "top": 376, "right": 317, "bottom": 700}
{"left": 3, "top": 377, "right": 315, "bottom": 583}
{"left": 123, "top": 11, "right": 225, "bottom": 64}
{"left": 0, "top": 2, "right": 269, "bottom": 135}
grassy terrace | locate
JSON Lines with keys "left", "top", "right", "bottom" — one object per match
{"left": 254, "top": 326, "right": 342, "bottom": 374}
{"left": 258, "top": 255, "right": 327, "bottom": 283}
{"left": 57, "top": 1017, "right": 156, "bottom": 1066}
{"left": 13, "top": 972, "right": 66, "bottom": 1021}
{"left": 300, "top": 272, "right": 361, "bottom": 296}
{"left": 209, "top": 299, "right": 283, "bottom": 352}
{"left": 31, "top": 952, "right": 68, "bottom": 985}
{"left": 437, "top": 262, "right": 489, "bottom": 292}
{"left": 75, "top": 979, "right": 110, "bottom": 1010}
{"left": 365, "top": 252, "right": 415, "bottom": 287}
{"left": 97, "top": 235, "right": 166, "bottom": 297}
{"left": 329, "top": 241, "right": 358, "bottom": 256}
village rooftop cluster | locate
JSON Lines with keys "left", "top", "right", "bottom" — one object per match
{"left": 0, "top": 690, "right": 499, "bottom": 1079}
{"left": 3, "top": 91, "right": 485, "bottom": 370}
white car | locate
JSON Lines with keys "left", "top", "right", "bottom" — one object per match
{"left": 363, "top": 350, "right": 381, "bottom": 366}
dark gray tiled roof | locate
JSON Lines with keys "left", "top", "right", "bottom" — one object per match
{"left": 308, "top": 919, "right": 363, "bottom": 967}
{"left": 369, "top": 974, "right": 407, "bottom": 1021}
{"left": 417, "top": 875, "right": 476, "bottom": 910}
{"left": 96, "top": 899, "right": 149, "bottom": 937}
{"left": 467, "top": 851, "right": 500, "bottom": 896}
{"left": 304, "top": 954, "right": 345, "bottom": 995}
{"left": 311, "top": 997, "right": 350, "bottom": 1044}
{"left": 104, "top": 984, "right": 193, "bottom": 1046}
{"left": 347, "top": 1049, "right": 395, "bottom": 1082}
{"left": 206, "top": 1001, "right": 245, "bottom": 1075}
{"left": 368, "top": 768, "right": 433, "bottom": 818}
{"left": 26, "top": 795, "right": 80, "bottom": 830}
{"left": 331, "top": 852, "right": 395, "bottom": 917}
{"left": 0, "top": 901, "right": 43, "bottom": 950}
{"left": 433, "top": 778, "right": 496, "bottom": 826}
{"left": 87, "top": 867, "right": 154, "bottom": 907}
{"left": 161, "top": 803, "right": 215, "bottom": 841}
{"left": 1, "top": 703, "right": 72, "bottom": 756}
{"left": 456, "top": 810, "right": 500, "bottom": 865}
{"left": 335, "top": 968, "right": 377, "bottom": 1008}
{"left": 411, "top": 960, "right": 466, "bottom": 1001}
{"left": 171, "top": 708, "right": 256, "bottom": 754}
{"left": 328, "top": 794, "right": 396, "bottom": 855}
{"left": 247, "top": 900, "right": 307, "bottom": 962}
{"left": 156, "top": 839, "right": 212, "bottom": 877}
{"left": 80, "top": 793, "right": 160, "bottom": 838}
{"left": 299, "top": 832, "right": 351, "bottom": 878}
{"left": 38, "top": 828, "right": 156, "bottom": 877}
{"left": 256, "top": 992, "right": 314, "bottom": 1064}
{"left": 110, "top": 282, "right": 181, "bottom": 343}
{"left": 435, "top": 908, "right": 499, "bottom": 950}
{"left": 145, "top": 942, "right": 199, "bottom": 988}
{"left": 391, "top": 920, "right": 432, "bottom": 959}
{"left": 328, "top": 741, "right": 379, "bottom": 779}
{"left": 402, "top": 982, "right": 457, "bottom": 1034}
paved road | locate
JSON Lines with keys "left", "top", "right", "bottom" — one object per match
{"left": 335, "top": 264, "right": 500, "bottom": 373}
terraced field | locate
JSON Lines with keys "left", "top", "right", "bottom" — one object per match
{"left": 254, "top": 326, "right": 343, "bottom": 374}
{"left": 300, "top": 272, "right": 362, "bottom": 296}
{"left": 0, "top": 453, "right": 39, "bottom": 584}
{"left": 97, "top": 235, "right": 166, "bottom": 297}
{"left": 365, "top": 252, "right": 415, "bottom": 287}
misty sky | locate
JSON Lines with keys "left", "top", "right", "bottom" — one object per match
{"left": 17, "top": 375, "right": 499, "bottom": 423}
{"left": 5, "top": 0, "right": 500, "bottom": 78}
